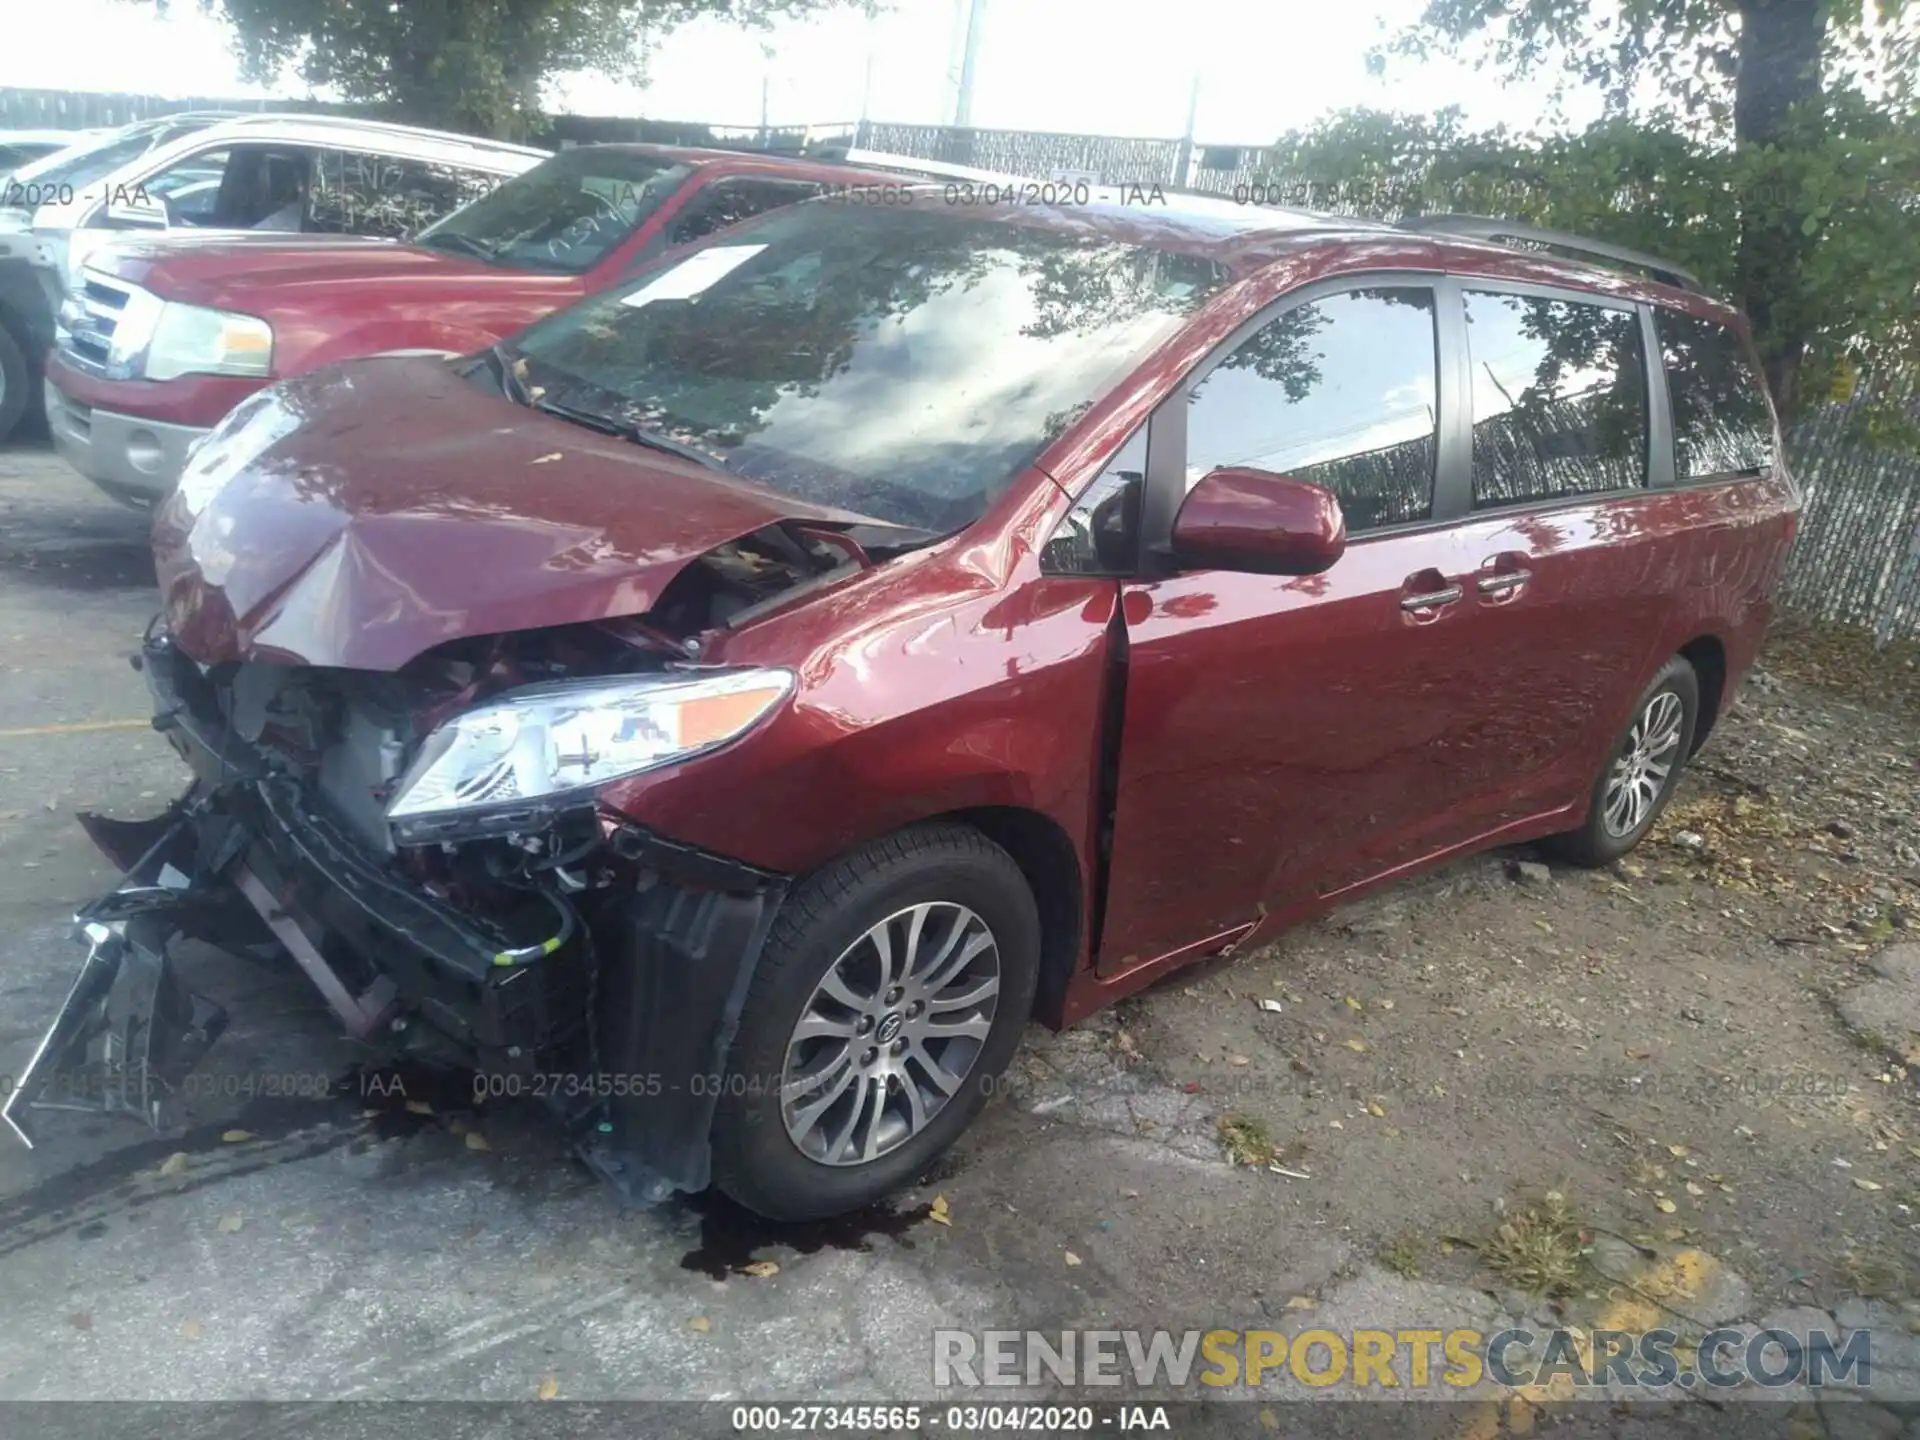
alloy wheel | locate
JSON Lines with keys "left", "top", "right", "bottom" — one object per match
{"left": 1602, "top": 690, "right": 1685, "bottom": 837}
{"left": 780, "top": 901, "right": 1001, "bottom": 1167}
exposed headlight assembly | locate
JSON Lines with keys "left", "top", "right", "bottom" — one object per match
{"left": 386, "top": 668, "right": 793, "bottom": 843}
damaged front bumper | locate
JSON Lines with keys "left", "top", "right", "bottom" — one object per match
{"left": 3, "top": 629, "right": 790, "bottom": 1204}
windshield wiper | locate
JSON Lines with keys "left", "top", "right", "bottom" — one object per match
{"left": 419, "top": 231, "right": 505, "bottom": 262}
{"left": 530, "top": 395, "right": 729, "bottom": 472}
{"left": 491, "top": 342, "right": 528, "bottom": 403}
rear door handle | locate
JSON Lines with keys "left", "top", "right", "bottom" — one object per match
{"left": 1401, "top": 584, "right": 1463, "bottom": 612}
{"left": 1475, "top": 552, "right": 1533, "bottom": 602}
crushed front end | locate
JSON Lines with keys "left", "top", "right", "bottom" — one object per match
{"left": 3, "top": 617, "right": 794, "bottom": 1205}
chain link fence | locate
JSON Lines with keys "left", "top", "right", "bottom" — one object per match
{"left": 1782, "top": 372, "right": 1920, "bottom": 645}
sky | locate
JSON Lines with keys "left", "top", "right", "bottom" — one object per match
{"left": 0, "top": 0, "right": 1598, "bottom": 144}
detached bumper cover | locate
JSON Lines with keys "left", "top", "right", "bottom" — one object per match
{"left": 1, "top": 828, "right": 227, "bottom": 1149}
{"left": 3, "top": 628, "right": 791, "bottom": 1203}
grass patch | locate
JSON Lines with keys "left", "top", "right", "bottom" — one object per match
{"left": 1380, "top": 1232, "right": 1427, "bottom": 1279}
{"left": 1482, "top": 1191, "right": 1589, "bottom": 1297}
{"left": 1217, "top": 1113, "right": 1282, "bottom": 1169}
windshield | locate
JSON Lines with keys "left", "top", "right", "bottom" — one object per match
{"left": 4, "top": 116, "right": 219, "bottom": 202}
{"left": 506, "top": 202, "right": 1227, "bottom": 531}
{"left": 415, "top": 148, "right": 691, "bottom": 273}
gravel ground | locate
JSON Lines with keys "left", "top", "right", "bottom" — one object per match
{"left": 0, "top": 437, "right": 1914, "bottom": 1438}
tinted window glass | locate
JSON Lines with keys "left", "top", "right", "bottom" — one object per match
{"left": 1465, "top": 291, "right": 1647, "bottom": 506}
{"left": 1655, "top": 310, "right": 1773, "bottom": 479}
{"left": 415, "top": 149, "right": 691, "bottom": 273}
{"left": 509, "top": 203, "right": 1226, "bottom": 532}
{"left": 309, "top": 150, "right": 497, "bottom": 238}
{"left": 1184, "top": 287, "right": 1438, "bottom": 532}
{"left": 666, "top": 179, "right": 828, "bottom": 246}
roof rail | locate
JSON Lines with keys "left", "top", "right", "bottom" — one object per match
{"left": 1397, "top": 214, "right": 1701, "bottom": 293}
{"left": 196, "top": 111, "right": 549, "bottom": 157}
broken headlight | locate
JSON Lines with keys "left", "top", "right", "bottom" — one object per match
{"left": 386, "top": 668, "right": 792, "bottom": 840}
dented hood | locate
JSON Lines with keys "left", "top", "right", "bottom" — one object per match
{"left": 153, "top": 357, "right": 872, "bottom": 671}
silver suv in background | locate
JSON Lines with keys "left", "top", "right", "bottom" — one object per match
{"left": 14, "top": 112, "right": 547, "bottom": 288}
{"left": 0, "top": 113, "right": 545, "bottom": 441}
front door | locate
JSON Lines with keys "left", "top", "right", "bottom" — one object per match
{"left": 1098, "top": 279, "right": 1505, "bottom": 972}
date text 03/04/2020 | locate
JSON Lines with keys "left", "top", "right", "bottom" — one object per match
{"left": 729, "top": 1405, "right": 1173, "bottom": 1432}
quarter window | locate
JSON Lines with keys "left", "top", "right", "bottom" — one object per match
{"left": 1184, "top": 286, "right": 1440, "bottom": 533}
{"left": 1046, "top": 428, "right": 1145, "bottom": 574}
{"left": 1464, "top": 290, "right": 1648, "bottom": 507}
{"left": 1654, "top": 310, "right": 1774, "bottom": 480}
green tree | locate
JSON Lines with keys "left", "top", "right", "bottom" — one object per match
{"left": 154, "top": 0, "right": 856, "bottom": 141}
{"left": 1308, "top": 0, "right": 1919, "bottom": 421}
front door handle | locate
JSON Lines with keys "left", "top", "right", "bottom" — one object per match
{"left": 1400, "top": 584, "right": 1463, "bottom": 611}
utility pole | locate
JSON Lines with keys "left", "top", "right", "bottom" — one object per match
{"left": 858, "top": 2, "right": 877, "bottom": 129}
{"left": 1175, "top": 71, "right": 1201, "bottom": 188}
{"left": 952, "top": 0, "right": 986, "bottom": 128}
{"left": 758, "top": 41, "right": 773, "bottom": 147}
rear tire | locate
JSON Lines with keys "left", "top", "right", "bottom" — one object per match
{"left": 0, "top": 321, "right": 29, "bottom": 443}
{"left": 710, "top": 823, "right": 1039, "bottom": 1222}
{"left": 1546, "top": 655, "right": 1699, "bottom": 868}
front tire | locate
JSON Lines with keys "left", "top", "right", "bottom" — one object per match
{"left": 0, "top": 321, "right": 29, "bottom": 443}
{"left": 1547, "top": 655, "right": 1699, "bottom": 867}
{"left": 710, "top": 823, "right": 1039, "bottom": 1221}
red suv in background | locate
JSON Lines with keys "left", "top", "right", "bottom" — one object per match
{"left": 42, "top": 144, "right": 915, "bottom": 506}
{"left": 6, "top": 197, "right": 1797, "bottom": 1221}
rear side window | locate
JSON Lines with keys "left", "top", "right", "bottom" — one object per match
{"left": 309, "top": 150, "right": 500, "bottom": 238}
{"left": 1655, "top": 311, "right": 1774, "bottom": 480}
{"left": 664, "top": 178, "right": 828, "bottom": 247}
{"left": 1184, "top": 286, "right": 1440, "bottom": 532}
{"left": 1465, "top": 291, "right": 1647, "bottom": 507}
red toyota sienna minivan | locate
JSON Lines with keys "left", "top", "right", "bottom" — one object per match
{"left": 6, "top": 192, "right": 1797, "bottom": 1220}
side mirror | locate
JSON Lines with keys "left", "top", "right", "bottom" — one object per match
{"left": 1169, "top": 467, "right": 1347, "bottom": 576}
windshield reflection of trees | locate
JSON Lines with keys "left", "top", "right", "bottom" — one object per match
{"left": 524, "top": 211, "right": 1224, "bottom": 530}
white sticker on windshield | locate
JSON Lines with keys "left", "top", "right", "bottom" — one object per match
{"left": 618, "top": 244, "right": 768, "bottom": 309}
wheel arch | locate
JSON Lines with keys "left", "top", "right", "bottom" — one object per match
{"left": 916, "top": 805, "right": 1085, "bottom": 1030}
{"left": 1676, "top": 633, "right": 1727, "bottom": 755}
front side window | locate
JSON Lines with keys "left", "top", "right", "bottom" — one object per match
{"left": 664, "top": 179, "right": 828, "bottom": 247}
{"left": 1655, "top": 310, "right": 1774, "bottom": 480}
{"left": 122, "top": 145, "right": 311, "bottom": 231}
{"left": 414, "top": 149, "right": 692, "bottom": 273}
{"left": 1465, "top": 290, "right": 1647, "bottom": 507}
{"left": 507, "top": 203, "right": 1226, "bottom": 532}
{"left": 1184, "top": 286, "right": 1440, "bottom": 533}
{"left": 308, "top": 150, "right": 499, "bottom": 238}
{"left": 148, "top": 149, "right": 227, "bottom": 224}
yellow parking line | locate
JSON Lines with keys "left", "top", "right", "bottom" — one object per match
{"left": 0, "top": 718, "right": 150, "bottom": 739}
